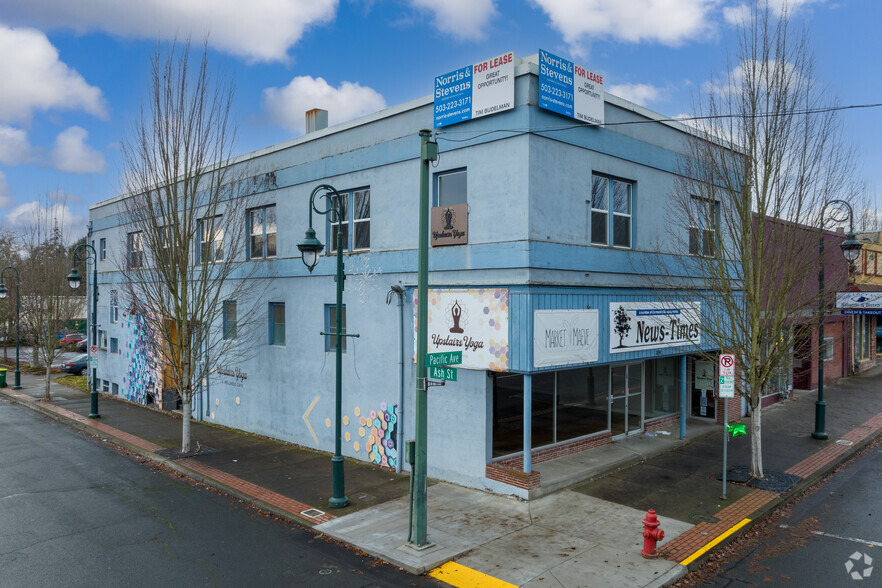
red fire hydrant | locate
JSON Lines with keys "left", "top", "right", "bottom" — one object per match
{"left": 641, "top": 509, "right": 665, "bottom": 559}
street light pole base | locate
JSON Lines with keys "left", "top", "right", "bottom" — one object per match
{"left": 812, "top": 400, "right": 827, "bottom": 440}
{"left": 328, "top": 495, "right": 349, "bottom": 509}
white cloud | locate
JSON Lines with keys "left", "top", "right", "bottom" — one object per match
{"left": 0, "top": 172, "right": 13, "bottom": 209}
{"left": 724, "top": 1, "right": 824, "bottom": 26}
{"left": 3, "top": 198, "right": 86, "bottom": 241}
{"left": 0, "top": 25, "right": 106, "bottom": 123}
{"left": 608, "top": 83, "right": 662, "bottom": 106}
{"left": 723, "top": 3, "right": 753, "bottom": 25}
{"left": 49, "top": 126, "right": 107, "bottom": 174}
{"left": 704, "top": 59, "right": 805, "bottom": 97}
{"left": 262, "top": 76, "right": 387, "bottom": 134}
{"left": 530, "top": 0, "right": 716, "bottom": 56}
{"left": 2, "top": 0, "right": 338, "bottom": 63}
{"left": 410, "top": 0, "right": 497, "bottom": 40}
{"left": 0, "top": 125, "right": 36, "bottom": 165}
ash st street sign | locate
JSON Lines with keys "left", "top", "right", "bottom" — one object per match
{"left": 426, "top": 351, "right": 462, "bottom": 381}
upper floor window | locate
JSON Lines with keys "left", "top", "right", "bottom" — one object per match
{"left": 329, "top": 188, "right": 370, "bottom": 254}
{"left": 127, "top": 231, "right": 144, "bottom": 269}
{"left": 688, "top": 196, "right": 718, "bottom": 258}
{"left": 436, "top": 169, "right": 467, "bottom": 206}
{"left": 99, "top": 238, "right": 106, "bottom": 261}
{"left": 199, "top": 215, "right": 224, "bottom": 264}
{"left": 590, "top": 175, "right": 632, "bottom": 248}
{"left": 248, "top": 205, "right": 277, "bottom": 259}
{"left": 109, "top": 291, "right": 119, "bottom": 324}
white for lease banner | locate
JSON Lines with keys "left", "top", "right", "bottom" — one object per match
{"left": 609, "top": 301, "right": 701, "bottom": 354}
{"left": 533, "top": 309, "right": 599, "bottom": 368}
{"left": 433, "top": 52, "right": 514, "bottom": 128}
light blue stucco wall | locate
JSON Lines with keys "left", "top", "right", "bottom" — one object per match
{"left": 88, "top": 58, "right": 733, "bottom": 492}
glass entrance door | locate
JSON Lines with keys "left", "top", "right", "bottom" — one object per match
{"left": 609, "top": 363, "right": 643, "bottom": 438}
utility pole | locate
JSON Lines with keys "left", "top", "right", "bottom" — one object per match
{"left": 411, "top": 129, "right": 437, "bottom": 547}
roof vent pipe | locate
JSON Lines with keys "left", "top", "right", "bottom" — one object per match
{"left": 305, "top": 109, "right": 328, "bottom": 133}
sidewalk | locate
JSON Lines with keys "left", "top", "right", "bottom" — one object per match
{"left": 3, "top": 366, "right": 882, "bottom": 587}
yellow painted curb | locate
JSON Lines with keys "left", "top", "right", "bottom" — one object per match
{"left": 429, "top": 561, "right": 518, "bottom": 587}
{"left": 680, "top": 518, "right": 752, "bottom": 566}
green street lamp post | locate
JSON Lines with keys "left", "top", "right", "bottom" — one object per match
{"left": 298, "top": 183, "right": 359, "bottom": 509}
{"left": 67, "top": 243, "right": 100, "bottom": 419}
{"left": 0, "top": 266, "right": 22, "bottom": 389}
{"left": 814, "top": 199, "right": 861, "bottom": 440}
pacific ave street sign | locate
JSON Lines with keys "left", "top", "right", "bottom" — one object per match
{"left": 425, "top": 351, "right": 462, "bottom": 367}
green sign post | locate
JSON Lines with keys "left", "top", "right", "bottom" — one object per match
{"left": 425, "top": 351, "right": 463, "bottom": 367}
{"left": 429, "top": 366, "right": 458, "bottom": 381}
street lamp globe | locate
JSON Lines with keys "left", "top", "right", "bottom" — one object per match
{"left": 840, "top": 231, "right": 862, "bottom": 263}
{"left": 297, "top": 227, "right": 324, "bottom": 273}
{"left": 0, "top": 283, "right": 7, "bottom": 300}
{"left": 67, "top": 267, "right": 82, "bottom": 290}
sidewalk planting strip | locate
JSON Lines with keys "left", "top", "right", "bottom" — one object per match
{"left": 665, "top": 408, "right": 882, "bottom": 566}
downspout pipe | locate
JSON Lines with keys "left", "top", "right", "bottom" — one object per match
{"left": 387, "top": 284, "right": 406, "bottom": 473}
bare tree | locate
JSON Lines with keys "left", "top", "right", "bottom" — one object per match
{"left": 0, "top": 229, "right": 21, "bottom": 361}
{"left": 18, "top": 194, "right": 84, "bottom": 398}
{"left": 118, "top": 40, "right": 269, "bottom": 453}
{"left": 654, "top": 1, "right": 857, "bottom": 478}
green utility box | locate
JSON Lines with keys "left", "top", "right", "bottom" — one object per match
{"left": 0, "top": 368, "right": 7, "bottom": 388}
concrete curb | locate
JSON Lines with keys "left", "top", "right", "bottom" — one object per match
{"left": 672, "top": 423, "right": 882, "bottom": 582}
{"left": 0, "top": 389, "right": 325, "bottom": 531}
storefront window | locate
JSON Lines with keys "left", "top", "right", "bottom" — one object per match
{"left": 492, "top": 367, "right": 611, "bottom": 458}
{"left": 645, "top": 357, "right": 679, "bottom": 419}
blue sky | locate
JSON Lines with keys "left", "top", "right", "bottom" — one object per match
{"left": 0, "top": 0, "right": 878, "bottom": 240}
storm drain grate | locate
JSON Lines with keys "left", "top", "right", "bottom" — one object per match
{"left": 300, "top": 508, "right": 326, "bottom": 518}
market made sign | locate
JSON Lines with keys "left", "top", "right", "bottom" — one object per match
{"left": 434, "top": 52, "right": 514, "bottom": 128}
{"left": 609, "top": 302, "right": 701, "bottom": 354}
{"left": 415, "top": 288, "right": 509, "bottom": 372}
{"left": 534, "top": 310, "right": 599, "bottom": 368}
{"left": 538, "top": 49, "right": 604, "bottom": 125}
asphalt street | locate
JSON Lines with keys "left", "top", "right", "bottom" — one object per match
{"left": 689, "top": 440, "right": 882, "bottom": 586}
{"left": 0, "top": 400, "right": 442, "bottom": 587}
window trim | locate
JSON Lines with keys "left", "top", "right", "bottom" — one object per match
{"left": 328, "top": 187, "right": 371, "bottom": 254}
{"left": 109, "top": 291, "right": 119, "bottom": 324}
{"left": 247, "top": 204, "right": 277, "bottom": 260}
{"left": 99, "top": 238, "right": 106, "bottom": 261}
{"left": 434, "top": 168, "right": 468, "bottom": 207}
{"left": 823, "top": 336, "right": 834, "bottom": 362}
{"left": 688, "top": 196, "right": 719, "bottom": 258}
{"left": 199, "top": 215, "right": 224, "bottom": 264}
{"left": 110, "top": 337, "right": 119, "bottom": 354}
{"left": 223, "top": 300, "right": 237, "bottom": 340}
{"left": 324, "top": 304, "right": 347, "bottom": 352}
{"left": 127, "top": 231, "right": 144, "bottom": 269}
{"left": 269, "top": 302, "right": 285, "bottom": 346}
{"left": 589, "top": 174, "right": 633, "bottom": 249}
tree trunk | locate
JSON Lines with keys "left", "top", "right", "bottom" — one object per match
{"left": 750, "top": 398, "right": 764, "bottom": 478}
{"left": 181, "top": 389, "right": 192, "bottom": 453}
{"left": 44, "top": 363, "right": 51, "bottom": 399}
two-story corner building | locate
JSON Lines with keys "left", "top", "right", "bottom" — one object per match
{"left": 88, "top": 53, "right": 733, "bottom": 498}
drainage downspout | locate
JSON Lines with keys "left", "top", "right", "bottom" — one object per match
{"left": 387, "top": 284, "right": 406, "bottom": 473}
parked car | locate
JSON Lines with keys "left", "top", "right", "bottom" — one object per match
{"left": 61, "top": 354, "right": 88, "bottom": 376}
{"left": 76, "top": 338, "right": 88, "bottom": 352}
{"left": 59, "top": 333, "right": 86, "bottom": 347}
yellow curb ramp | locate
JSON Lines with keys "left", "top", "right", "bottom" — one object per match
{"left": 679, "top": 518, "right": 751, "bottom": 566}
{"left": 429, "top": 562, "right": 518, "bottom": 587}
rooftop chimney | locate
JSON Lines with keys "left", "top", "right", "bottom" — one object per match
{"left": 305, "top": 109, "right": 328, "bottom": 133}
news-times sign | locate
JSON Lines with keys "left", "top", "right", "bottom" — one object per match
{"left": 610, "top": 302, "right": 701, "bottom": 354}
{"left": 433, "top": 52, "right": 514, "bottom": 128}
